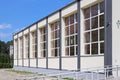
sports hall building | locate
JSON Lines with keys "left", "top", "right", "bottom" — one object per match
{"left": 13, "top": 0, "right": 120, "bottom": 71}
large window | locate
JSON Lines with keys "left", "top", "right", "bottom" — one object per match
{"left": 39, "top": 27, "right": 46, "bottom": 57}
{"left": 25, "top": 34, "right": 28, "bottom": 58}
{"left": 19, "top": 37, "right": 23, "bottom": 59}
{"left": 14, "top": 39, "right": 18, "bottom": 59}
{"left": 31, "top": 31, "right": 37, "bottom": 58}
{"left": 51, "top": 21, "right": 60, "bottom": 57}
{"left": 84, "top": 2, "right": 104, "bottom": 55}
{"left": 65, "top": 13, "right": 78, "bottom": 56}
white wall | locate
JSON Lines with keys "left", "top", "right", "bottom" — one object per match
{"left": 24, "top": 59, "right": 29, "bottom": 67}
{"left": 38, "top": 59, "right": 46, "bottom": 68}
{"left": 48, "top": 58, "right": 59, "bottom": 69}
{"left": 14, "top": 60, "right": 17, "bottom": 66}
{"left": 62, "top": 2, "right": 77, "bottom": 17}
{"left": 62, "top": 57, "right": 77, "bottom": 70}
{"left": 81, "top": 56, "right": 104, "bottom": 69}
{"left": 112, "top": 0, "right": 120, "bottom": 66}
{"left": 30, "top": 59, "right": 36, "bottom": 67}
{"left": 18, "top": 59, "right": 22, "bottom": 66}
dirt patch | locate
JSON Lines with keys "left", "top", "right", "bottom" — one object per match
{"left": 0, "top": 69, "right": 36, "bottom": 80}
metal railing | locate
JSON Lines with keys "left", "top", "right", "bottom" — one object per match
{"left": 16, "top": 65, "right": 120, "bottom": 80}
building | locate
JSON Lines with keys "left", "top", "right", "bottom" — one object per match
{"left": 13, "top": 0, "right": 120, "bottom": 71}
{"left": 9, "top": 45, "right": 13, "bottom": 56}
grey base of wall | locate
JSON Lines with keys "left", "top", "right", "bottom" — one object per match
{"left": 13, "top": 66, "right": 72, "bottom": 75}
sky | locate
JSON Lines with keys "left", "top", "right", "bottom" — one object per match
{"left": 0, "top": 0, "right": 73, "bottom": 42}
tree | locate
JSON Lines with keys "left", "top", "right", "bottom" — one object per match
{"left": 0, "top": 40, "right": 13, "bottom": 68}
{"left": 0, "top": 40, "right": 6, "bottom": 53}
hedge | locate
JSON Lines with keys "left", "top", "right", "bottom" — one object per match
{"left": 0, "top": 63, "right": 13, "bottom": 68}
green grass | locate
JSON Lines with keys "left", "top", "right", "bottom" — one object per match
{"left": 63, "top": 78, "right": 73, "bottom": 80}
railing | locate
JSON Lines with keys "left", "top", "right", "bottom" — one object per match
{"left": 16, "top": 65, "right": 120, "bottom": 80}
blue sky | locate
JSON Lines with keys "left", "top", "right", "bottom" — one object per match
{"left": 0, "top": 0, "right": 73, "bottom": 42}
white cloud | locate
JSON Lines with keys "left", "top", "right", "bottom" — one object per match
{"left": 0, "top": 23, "right": 12, "bottom": 29}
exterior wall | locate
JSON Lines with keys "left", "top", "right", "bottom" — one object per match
{"left": 30, "top": 59, "right": 36, "bottom": 67}
{"left": 62, "top": 2, "right": 77, "bottom": 17}
{"left": 62, "top": 57, "right": 77, "bottom": 70}
{"left": 48, "top": 58, "right": 59, "bottom": 69}
{"left": 13, "top": 0, "right": 105, "bottom": 70}
{"left": 48, "top": 12, "right": 59, "bottom": 23}
{"left": 18, "top": 59, "right": 22, "bottom": 66}
{"left": 24, "top": 59, "right": 29, "bottom": 66}
{"left": 81, "top": 0, "right": 100, "bottom": 8}
{"left": 14, "top": 60, "right": 17, "bottom": 66}
{"left": 112, "top": 0, "right": 120, "bottom": 66}
{"left": 81, "top": 56, "right": 104, "bottom": 69}
{"left": 38, "top": 59, "right": 46, "bottom": 68}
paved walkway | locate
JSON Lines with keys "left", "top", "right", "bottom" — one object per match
{"left": 0, "top": 68, "right": 120, "bottom": 80}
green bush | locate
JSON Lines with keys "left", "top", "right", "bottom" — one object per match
{"left": 0, "top": 63, "right": 13, "bottom": 68}
{"left": 0, "top": 53, "right": 13, "bottom": 68}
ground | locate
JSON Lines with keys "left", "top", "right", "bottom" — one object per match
{"left": 0, "top": 69, "right": 37, "bottom": 80}
{"left": 0, "top": 69, "right": 119, "bottom": 80}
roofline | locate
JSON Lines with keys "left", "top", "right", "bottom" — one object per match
{"left": 14, "top": 0, "right": 77, "bottom": 36}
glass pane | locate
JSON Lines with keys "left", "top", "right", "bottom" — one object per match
{"left": 75, "top": 23, "right": 78, "bottom": 33}
{"left": 75, "top": 35, "right": 78, "bottom": 44}
{"left": 85, "top": 32, "right": 90, "bottom": 43}
{"left": 100, "top": 2, "right": 104, "bottom": 13}
{"left": 70, "top": 14, "right": 74, "bottom": 24}
{"left": 43, "top": 50, "right": 46, "bottom": 57}
{"left": 51, "top": 32, "right": 54, "bottom": 39}
{"left": 51, "top": 41, "right": 54, "bottom": 48}
{"left": 55, "top": 22, "right": 59, "bottom": 29}
{"left": 100, "top": 29, "right": 104, "bottom": 41}
{"left": 51, "top": 24, "right": 54, "bottom": 31}
{"left": 65, "top": 37, "right": 69, "bottom": 46}
{"left": 43, "top": 35, "right": 46, "bottom": 41}
{"left": 70, "top": 25, "right": 74, "bottom": 34}
{"left": 85, "top": 19, "right": 90, "bottom": 30}
{"left": 70, "top": 46, "right": 74, "bottom": 56}
{"left": 84, "top": 8, "right": 90, "bottom": 19}
{"left": 91, "top": 4, "right": 98, "bottom": 16}
{"left": 100, "top": 42, "right": 104, "bottom": 54}
{"left": 55, "top": 40, "right": 57, "bottom": 47}
{"left": 92, "top": 30, "right": 98, "bottom": 42}
{"left": 92, "top": 43, "right": 98, "bottom": 54}
{"left": 51, "top": 49, "right": 55, "bottom": 56}
{"left": 75, "top": 13, "right": 78, "bottom": 22}
{"left": 57, "top": 39, "right": 60, "bottom": 47}
{"left": 85, "top": 44, "right": 90, "bottom": 54}
{"left": 35, "top": 52, "right": 37, "bottom": 58}
{"left": 44, "top": 43, "right": 46, "bottom": 49}
{"left": 40, "top": 43, "right": 43, "bottom": 49}
{"left": 43, "top": 27, "right": 46, "bottom": 33}
{"left": 76, "top": 46, "right": 78, "bottom": 55}
{"left": 55, "top": 49, "right": 58, "bottom": 56}
{"left": 55, "top": 30, "right": 57, "bottom": 38}
{"left": 57, "top": 30, "right": 59, "bottom": 38}
{"left": 65, "top": 47, "right": 69, "bottom": 55}
{"left": 65, "top": 17, "right": 69, "bottom": 26}
{"left": 70, "top": 36, "right": 74, "bottom": 45}
{"left": 100, "top": 14, "right": 104, "bottom": 27}
{"left": 65, "top": 27, "right": 69, "bottom": 35}
{"left": 92, "top": 17, "right": 98, "bottom": 29}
